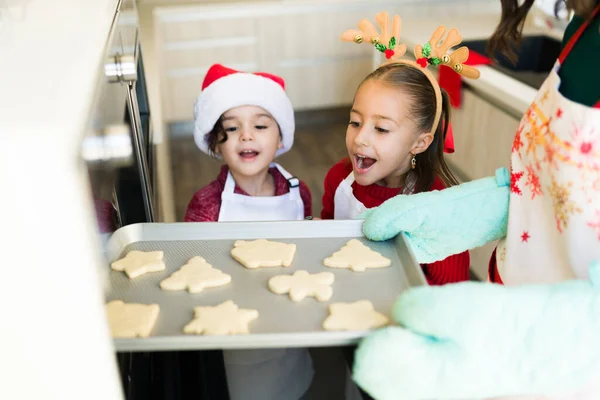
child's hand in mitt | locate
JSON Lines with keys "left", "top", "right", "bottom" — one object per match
{"left": 359, "top": 168, "right": 511, "bottom": 263}
{"left": 353, "top": 261, "right": 600, "bottom": 400}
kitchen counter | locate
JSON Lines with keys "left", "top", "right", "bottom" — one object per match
{"left": 400, "top": 13, "right": 564, "bottom": 117}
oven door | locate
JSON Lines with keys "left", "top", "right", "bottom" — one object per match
{"left": 85, "top": 2, "right": 155, "bottom": 244}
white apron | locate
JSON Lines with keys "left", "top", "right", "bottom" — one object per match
{"left": 333, "top": 172, "right": 368, "bottom": 220}
{"left": 218, "top": 162, "right": 304, "bottom": 222}
{"left": 493, "top": 5, "right": 600, "bottom": 399}
{"left": 218, "top": 162, "right": 313, "bottom": 400}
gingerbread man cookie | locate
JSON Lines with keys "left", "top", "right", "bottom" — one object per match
{"left": 268, "top": 270, "right": 335, "bottom": 302}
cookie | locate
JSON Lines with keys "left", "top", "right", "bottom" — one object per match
{"left": 183, "top": 300, "right": 259, "bottom": 335}
{"left": 106, "top": 300, "right": 160, "bottom": 338}
{"left": 324, "top": 239, "right": 391, "bottom": 272}
{"left": 111, "top": 250, "right": 165, "bottom": 279}
{"left": 322, "top": 300, "right": 389, "bottom": 331}
{"left": 231, "top": 239, "right": 296, "bottom": 269}
{"left": 160, "top": 256, "right": 231, "bottom": 294}
{"left": 268, "top": 270, "right": 335, "bottom": 302}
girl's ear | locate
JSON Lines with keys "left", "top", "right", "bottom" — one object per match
{"left": 411, "top": 132, "right": 434, "bottom": 155}
{"left": 277, "top": 136, "right": 283, "bottom": 149}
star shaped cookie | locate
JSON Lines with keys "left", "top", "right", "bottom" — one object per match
{"left": 231, "top": 239, "right": 296, "bottom": 269}
{"left": 324, "top": 239, "right": 391, "bottom": 272}
{"left": 106, "top": 300, "right": 160, "bottom": 338}
{"left": 183, "top": 300, "right": 259, "bottom": 335}
{"left": 268, "top": 270, "right": 335, "bottom": 302}
{"left": 322, "top": 300, "right": 389, "bottom": 331}
{"left": 111, "top": 250, "right": 165, "bottom": 279}
{"left": 160, "top": 257, "right": 231, "bottom": 293}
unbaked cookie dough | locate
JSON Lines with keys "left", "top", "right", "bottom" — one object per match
{"left": 106, "top": 300, "right": 160, "bottom": 338}
{"left": 231, "top": 239, "right": 296, "bottom": 269}
{"left": 322, "top": 300, "right": 389, "bottom": 331}
{"left": 111, "top": 250, "right": 166, "bottom": 279}
{"left": 324, "top": 239, "right": 391, "bottom": 272}
{"left": 268, "top": 270, "right": 335, "bottom": 302}
{"left": 184, "top": 300, "right": 259, "bottom": 335}
{"left": 160, "top": 256, "right": 231, "bottom": 293}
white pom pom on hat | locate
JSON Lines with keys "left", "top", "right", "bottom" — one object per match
{"left": 193, "top": 64, "right": 295, "bottom": 157}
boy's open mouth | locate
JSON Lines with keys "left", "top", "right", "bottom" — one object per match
{"left": 354, "top": 154, "right": 376, "bottom": 173}
{"left": 239, "top": 149, "right": 259, "bottom": 160}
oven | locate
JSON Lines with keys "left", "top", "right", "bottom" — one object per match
{"left": 82, "top": 2, "right": 229, "bottom": 398}
{"left": 84, "top": 0, "right": 155, "bottom": 247}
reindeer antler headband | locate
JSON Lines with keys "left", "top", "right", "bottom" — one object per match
{"left": 341, "top": 12, "right": 480, "bottom": 134}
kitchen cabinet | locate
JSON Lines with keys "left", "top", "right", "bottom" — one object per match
{"left": 155, "top": 5, "right": 380, "bottom": 121}
{"left": 151, "top": 0, "right": 498, "bottom": 122}
{"left": 445, "top": 87, "right": 521, "bottom": 279}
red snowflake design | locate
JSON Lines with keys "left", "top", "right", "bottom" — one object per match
{"left": 512, "top": 125, "right": 524, "bottom": 153}
{"left": 580, "top": 142, "right": 593, "bottom": 154}
{"left": 525, "top": 165, "right": 543, "bottom": 199}
{"left": 510, "top": 167, "right": 524, "bottom": 195}
{"left": 588, "top": 210, "right": 600, "bottom": 241}
{"left": 556, "top": 108, "right": 563, "bottom": 119}
{"left": 521, "top": 231, "right": 530, "bottom": 242}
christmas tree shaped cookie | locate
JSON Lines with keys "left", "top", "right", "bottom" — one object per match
{"left": 324, "top": 239, "right": 391, "bottom": 272}
{"left": 160, "top": 256, "right": 231, "bottom": 294}
{"left": 183, "top": 300, "right": 259, "bottom": 335}
{"left": 106, "top": 300, "right": 160, "bottom": 338}
{"left": 231, "top": 239, "right": 296, "bottom": 269}
{"left": 268, "top": 270, "right": 335, "bottom": 302}
{"left": 111, "top": 250, "right": 166, "bottom": 279}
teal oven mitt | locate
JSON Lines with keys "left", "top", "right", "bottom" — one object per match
{"left": 359, "top": 168, "right": 510, "bottom": 263}
{"left": 353, "top": 261, "right": 600, "bottom": 400}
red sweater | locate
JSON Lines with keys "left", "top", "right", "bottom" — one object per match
{"left": 321, "top": 159, "right": 470, "bottom": 285}
{"left": 185, "top": 165, "right": 312, "bottom": 222}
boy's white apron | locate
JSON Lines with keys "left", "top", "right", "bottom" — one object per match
{"left": 218, "top": 162, "right": 312, "bottom": 400}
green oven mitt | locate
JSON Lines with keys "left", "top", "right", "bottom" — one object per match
{"left": 359, "top": 168, "right": 510, "bottom": 264}
{"left": 352, "top": 261, "right": 600, "bottom": 400}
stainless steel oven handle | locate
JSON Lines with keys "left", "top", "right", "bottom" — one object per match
{"left": 126, "top": 81, "right": 155, "bottom": 222}
{"left": 105, "top": 53, "right": 155, "bottom": 222}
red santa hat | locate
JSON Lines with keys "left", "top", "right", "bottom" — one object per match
{"left": 193, "top": 64, "right": 295, "bottom": 157}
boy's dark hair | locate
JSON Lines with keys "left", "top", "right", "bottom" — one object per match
{"left": 206, "top": 115, "right": 226, "bottom": 157}
{"left": 361, "top": 63, "right": 459, "bottom": 194}
{"left": 487, "top": 0, "right": 597, "bottom": 62}
{"left": 205, "top": 114, "right": 283, "bottom": 157}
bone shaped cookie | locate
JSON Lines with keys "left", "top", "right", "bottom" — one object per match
{"left": 183, "top": 300, "right": 259, "bottom": 335}
{"left": 106, "top": 300, "right": 160, "bottom": 338}
{"left": 231, "top": 239, "right": 296, "bottom": 269}
{"left": 322, "top": 300, "right": 389, "bottom": 331}
{"left": 111, "top": 250, "right": 165, "bottom": 279}
{"left": 324, "top": 239, "right": 391, "bottom": 272}
{"left": 160, "top": 256, "right": 231, "bottom": 293}
{"left": 268, "top": 270, "right": 335, "bottom": 302}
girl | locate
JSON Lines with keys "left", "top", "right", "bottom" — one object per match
{"left": 185, "top": 64, "right": 314, "bottom": 400}
{"left": 321, "top": 62, "right": 471, "bottom": 285}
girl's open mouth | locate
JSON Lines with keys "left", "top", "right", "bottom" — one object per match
{"left": 354, "top": 154, "right": 376, "bottom": 174}
{"left": 239, "top": 150, "right": 259, "bottom": 161}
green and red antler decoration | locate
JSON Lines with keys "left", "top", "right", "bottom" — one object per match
{"left": 416, "top": 42, "right": 442, "bottom": 68}
{"left": 374, "top": 36, "right": 398, "bottom": 59}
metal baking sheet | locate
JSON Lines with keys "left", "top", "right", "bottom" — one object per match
{"left": 105, "top": 220, "right": 426, "bottom": 352}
